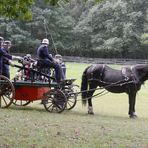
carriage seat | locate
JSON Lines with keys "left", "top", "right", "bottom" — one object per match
{"left": 36, "top": 59, "right": 48, "bottom": 68}
{"left": 33, "top": 59, "right": 55, "bottom": 82}
{"left": 59, "top": 79, "right": 76, "bottom": 85}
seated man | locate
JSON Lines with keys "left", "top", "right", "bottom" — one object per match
{"left": 55, "top": 54, "right": 66, "bottom": 80}
{"left": 14, "top": 54, "right": 36, "bottom": 81}
{"left": 37, "top": 38, "right": 63, "bottom": 83}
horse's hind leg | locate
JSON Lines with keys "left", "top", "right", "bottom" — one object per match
{"left": 88, "top": 96, "right": 94, "bottom": 115}
{"left": 87, "top": 83, "right": 97, "bottom": 115}
{"left": 128, "top": 90, "right": 137, "bottom": 118}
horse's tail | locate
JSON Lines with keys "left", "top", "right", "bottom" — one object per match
{"left": 81, "top": 66, "right": 90, "bottom": 106}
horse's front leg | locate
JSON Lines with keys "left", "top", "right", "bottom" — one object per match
{"left": 87, "top": 84, "right": 97, "bottom": 115}
{"left": 88, "top": 96, "right": 94, "bottom": 115}
{"left": 128, "top": 90, "right": 137, "bottom": 118}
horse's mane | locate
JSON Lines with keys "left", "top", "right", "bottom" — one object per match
{"left": 133, "top": 64, "right": 148, "bottom": 69}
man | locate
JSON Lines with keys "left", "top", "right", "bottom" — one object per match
{"left": 0, "top": 38, "right": 13, "bottom": 77}
{"left": 0, "top": 36, "right": 4, "bottom": 75}
{"left": 0, "top": 39, "right": 22, "bottom": 78}
{"left": 2, "top": 40, "right": 13, "bottom": 78}
{"left": 37, "top": 38, "right": 63, "bottom": 82}
{"left": 55, "top": 54, "right": 66, "bottom": 80}
{"left": 0, "top": 36, "right": 4, "bottom": 48}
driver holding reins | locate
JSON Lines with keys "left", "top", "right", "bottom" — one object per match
{"left": 37, "top": 38, "right": 63, "bottom": 83}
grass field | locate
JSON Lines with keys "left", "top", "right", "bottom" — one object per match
{"left": 1, "top": 62, "right": 148, "bottom": 148}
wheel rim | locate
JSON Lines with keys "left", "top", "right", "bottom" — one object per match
{"left": 13, "top": 100, "right": 31, "bottom": 106}
{"left": 66, "top": 93, "right": 77, "bottom": 110}
{"left": 44, "top": 89, "right": 67, "bottom": 113}
{"left": 63, "top": 87, "right": 77, "bottom": 110}
{"left": 0, "top": 75, "right": 15, "bottom": 108}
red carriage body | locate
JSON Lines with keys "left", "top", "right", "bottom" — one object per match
{"left": 0, "top": 65, "right": 77, "bottom": 113}
{"left": 13, "top": 81, "right": 51, "bottom": 101}
{"left": 15, "top": 85, "right": 50, "bottom": 101}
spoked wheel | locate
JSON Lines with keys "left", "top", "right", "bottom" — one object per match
{"left": 43, "top": 89, "right": 67, "bottom": 113}
{"left": 64, "top": 87, "right": 77, "bottom": 110}
{"left": 0, "top": 75, "right": 15, "bottom": 108}
{"left": 13, "top": 100, "right": 31, "bottom": 106}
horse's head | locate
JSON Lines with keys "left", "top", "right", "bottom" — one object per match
{"left": 134, "top": 64, "right": 148, "bottom": 83}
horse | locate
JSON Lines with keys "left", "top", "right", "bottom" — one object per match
{"left": 81, "top": 64, "right": 148, "bottom": 118}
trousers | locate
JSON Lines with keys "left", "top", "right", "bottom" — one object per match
{"left": 39, "top": 59, "right": 63, "bottom": 82}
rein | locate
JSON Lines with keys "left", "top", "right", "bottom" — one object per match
{"left": 70, "top": 79, "right": 134, "bottom": 102}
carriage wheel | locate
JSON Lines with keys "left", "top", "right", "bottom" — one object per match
{"left": 43, "top": 89, "right": 67, "bottom": 113}
{"left": 0, "top": 75, "right": 15, "bottom": 108}
{"left": 13, "top": 100, "right": 31, "bottom": 106}
{"left": 64, "top": 88, "right": 77, "bottom": 110}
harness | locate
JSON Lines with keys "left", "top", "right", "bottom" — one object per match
{"left": 88, "top": 65, "right": 138, "bottom": 86}
{"left": 121, "top": 66, "right": 139, "bottom": 83}
{"left": 100, "top": 64, "right": 105, "bottom": 80}
{"left": 90, "top": 64, "right": 105, "bottom": 80}
{"left": 121, "top": 66, "right": 133, "bottom": 81}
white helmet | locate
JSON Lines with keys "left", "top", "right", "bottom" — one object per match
{"left": 4, "top": 40, "right": 11, "bottom": 46}
{"left": 42, "top": 38, "right": 49, "bottom": 45}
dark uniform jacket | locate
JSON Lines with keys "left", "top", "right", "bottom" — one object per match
{"left": 0, "top": 47, "right": 12, "bottom": 75}
{"left": 37, "top": 44, "right": 53, "bottom": 62}
{"left": 2, "top": 47, "right": 11, "bottom": 78}
{"left": 37, "top": 44, "right": 62, "bottom": 82}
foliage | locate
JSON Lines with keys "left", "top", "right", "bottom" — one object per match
{"left": 141, "top": 9, "right": 148, "bottom": 46}
{"left": 0, "top": 0, "right": 148, "bottom": 58}
{"left": 0, "top": 0, "right": 34, "bottom": 20}
{"left": 74, "top": 0, "right": 148, "bottom": 58}
{"left": 0, "top": 0, "right": 98, "bottom": 20}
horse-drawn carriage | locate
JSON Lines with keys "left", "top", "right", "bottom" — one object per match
{"left": 2, "top": 54, "right": 147, "bottom": 118}
{"left": 0, "top": 55, "right": 78, "bottom": 113}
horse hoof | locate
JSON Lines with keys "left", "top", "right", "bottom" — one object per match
{"left": 129, "top": 115, "right": 137, "bottom": 119}
{"left": 88, "top": 111, "right": 94, "bottom": 115}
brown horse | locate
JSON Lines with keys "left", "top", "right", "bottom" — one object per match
{"left": 81, "top": 64, "right": 148, "bottom": 118}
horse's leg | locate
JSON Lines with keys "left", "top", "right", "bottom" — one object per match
{"left": 87, "top": 83, "right": 97, "bottom": 115}
{"left": 128, "top": 90, "right": 137, "bottom": 118}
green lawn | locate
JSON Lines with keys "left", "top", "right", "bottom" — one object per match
{"left": 1, "top": 62, "right": 148, "bottom": 148}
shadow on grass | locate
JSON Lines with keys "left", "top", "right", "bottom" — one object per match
{"left": 65, "top": 108, "right": 148, "bottom": 121}
{"left": 5, "top": 105, "right": 47, "bottom": 113}
{"left": 67, "top": 110, "right": 129, "bottom": 120}
{"left": 3, "top": 105, "right": 146, "bottom": 121}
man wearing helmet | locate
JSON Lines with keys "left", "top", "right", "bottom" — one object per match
{"left": 37, "top": 38, "right": 63, "bottom": 83}
{"left": 0, "top": 36, "right": 4, "bottom": 48}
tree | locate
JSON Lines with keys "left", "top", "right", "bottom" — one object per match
{"left": 74, "top": 0, "right": 148, "bottom": 58}
{"left": 0, "top": 0, "right": 147, "bottom": 58}
{"left": 0, "top": 0, "right": 76, "bottom": 55}
{"left": 0, "top": 0, "right": 34, "bottom": 20}
{"left": 0, "top": 0, "right": 103, "bottom": 20}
